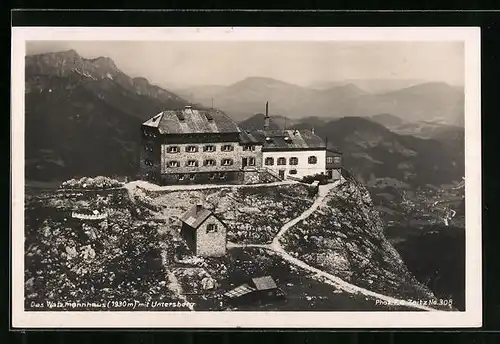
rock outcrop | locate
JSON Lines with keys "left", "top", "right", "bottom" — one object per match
{"left": 280, "top": 177, "right": 436, "bottom": 301}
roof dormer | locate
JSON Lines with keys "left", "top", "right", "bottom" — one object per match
{"left": 175, "top": 111, "right": 185, "bottom": 121}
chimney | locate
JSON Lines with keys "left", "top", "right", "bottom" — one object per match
{"left": 264, "top": 101, "right": 270, "bottom": 130}
{"left": 196, "top": 194, "right": 206, "bottom": 213}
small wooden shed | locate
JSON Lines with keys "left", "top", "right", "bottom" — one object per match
{"left": 224, "top": 276, "right": 286, "bottom": 305}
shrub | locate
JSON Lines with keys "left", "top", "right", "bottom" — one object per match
{"left": 60, "top": 176, "right": 123, "bottom": 190}
{"left": 302, "top": 173, "right": 329, "bottom": 185}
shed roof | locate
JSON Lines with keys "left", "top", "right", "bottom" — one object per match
{"left": 224, "top": 283, "right": 256, "bottom": 299}
{"left": 239, "top": 130, "right": 262, "bottom": 144}
{"left": 179, "top": 204, "right": 214, "bottom": 229}
{"left": 142, "top": 108, "right": 241, "bottom": 134}
{"left": 326, "top": 147, "right": 343, "bottom": 155}
{"left": 251, "top": 276, "right": 278, "bottom": 291}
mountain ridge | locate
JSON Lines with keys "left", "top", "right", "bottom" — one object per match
{"left": 26, "top": 49, "right": 188, "bottom": 112}
{"left": 25, "top": 50, "right": 190, "bottom": 181}
{"left": 179, "top": 76, "right": 464, "bottom": 125}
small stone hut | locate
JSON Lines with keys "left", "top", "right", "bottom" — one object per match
{"left": 179, "top": 202, "right": 227, "bottom": 257}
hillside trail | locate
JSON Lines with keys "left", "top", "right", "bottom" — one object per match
{"left": 228, "top": 179, "right": 439, "bottom": 312}
{"left": 160, "top": 244, "right": 195, "bottom": 311}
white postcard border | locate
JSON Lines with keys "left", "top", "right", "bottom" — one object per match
{"left": 11, "top": 26, "right": 482, "bottom": 328}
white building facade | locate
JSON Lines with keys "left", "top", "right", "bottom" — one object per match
{"left": 262, "top": 149, "right": 327, "bottom": 180}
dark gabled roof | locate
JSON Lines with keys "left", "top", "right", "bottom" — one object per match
{"left": 179, "top": 204, "right": 215, "bottom": 229}
{"left": 142, "top": 108, "right": 241, "bottom": 134}
{"left": 326, "top": 147, "right": 343, "bottom": 155}
{"left": 239, "top": 130, "right": 263, "bottom": 144}
{"left": 251, "top": 276, "right": 278, "bottom": 291}
{"left": 250, "top": 129, "right": 326, "bottom": 150}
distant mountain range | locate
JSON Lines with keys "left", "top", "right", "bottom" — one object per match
{"left": 308, "top": 78, "right": 427, "bottom": 93}
{"left": 176, "top": 77, "right": 464, "bottom": 125}
{"left": 367, "top": 113, "right": 465, "bottom": 146}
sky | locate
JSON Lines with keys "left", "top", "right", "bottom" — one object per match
{"left": 26, "top": 41, "right": 464, "bottom": 89}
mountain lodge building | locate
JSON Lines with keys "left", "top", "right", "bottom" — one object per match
{"left": 140, "top": 102, "right": 342, "bottom": 185}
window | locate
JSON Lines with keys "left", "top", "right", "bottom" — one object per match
{"left": 334, "top": 156, "right": 342, "bottom": 164}
{"left": 289, "top": 169, "right": 298, "bottom": 175}
{"left": 144, "top": 144, "right": 153, "bottom": 152}
{"left": 222, "top": 159, "right": 233, "bottom": 166}
{"left": 144, "top": 159, "right": 153, "bottom": 166}
{"left": 289, "top": 157, "right": 299, "bottom": 165}
{"left": 207, "top": 223, "right": 218, "bottom": 233}
{"left": 326, "top": 156, "right": 334, "bottom": 164}
{"left": 221, "top": 144, "right": 234, "bottom": 152}
{"left": 144, "top": 130, "right": 156, "bottom": 139}
{"left": 189, "top": 174, "right": 196, "bottom": 181}
{"left": 209, "top": 173, "right": 216, "bottom": 180}
{"left": 248, "top": 157, "right": 256, "bottom": 166}
{"left": 219, "top": 172, "right": 227, "bottom": 180}
{"left": 243, "top": 145, "right": 255, "bottom": 151}
{"left": 203, "top": 145, "right": 216, "bottom": 152}
{"left": 168, "top": 161, "right": 180, "bottom": 168}
{"left": 265, "top": 157, "right": 274, "bottom": 166}
{"left": 144, "top": 130, "right": 155, "bottom": 138}
{"left": 186, "top": 145, "right": 198, "bottom": 153}
{"left": 204, "top": 159, "right": 216, "bottom": 166}
{"left": 308, "top": 156, "right": 317, "bottom": 164}
{"left": 186, "top": 160, "right": 198, "bottom": 167}
{"left": 178, "top": 174, "right": 185, "bottom": 181}
{"left": 167, "top": 146, "right": 179, "bottom": 153}
{"left": 277, "top": 157, "right": 286, "bottom": 165}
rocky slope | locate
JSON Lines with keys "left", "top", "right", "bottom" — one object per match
{"left": 26, "top": 177, "right": 443, "bottom": 310}
{"left": 135, "top": 180, "right": 436, "bottom": 305}
{"left": 24, "top": 187, "right": 186, "bottom": 310}
{"left": 279, "top": 177, "right": 436, "bottom": 301}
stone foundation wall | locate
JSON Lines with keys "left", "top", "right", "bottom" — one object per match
{"left": 160, "top": 171, "right": 242, "bottom": 185}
